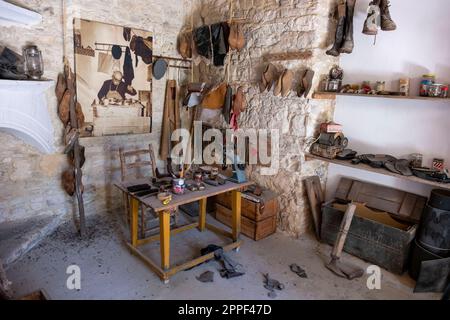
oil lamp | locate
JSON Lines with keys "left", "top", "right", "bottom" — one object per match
{"left": 23, "top": 45, "right": 44, "bottom": 80}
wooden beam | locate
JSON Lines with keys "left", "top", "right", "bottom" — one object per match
{"left": 136, "top": 222, "right": 199, "bottom": 247}
{"left": 130, "top": 198, "right": 139, "bottom": 247}
{"left": 166, "top": 241, "right": 241, "bottom": 277}
{"left": 198, "top": 197, "right": 207, "bottom": 232}
{"left": 206, "top": 223, "right": 233, "bottom": 239}
{"left": 159, "top": 211, "right": 171, "bottom": 270}
{"left": 231, "top": 190, "right": 242, "bottom": 241}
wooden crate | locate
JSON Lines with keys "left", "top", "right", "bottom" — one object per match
{"left": 20, "top": 289, "right": 50, "bottom": 300}
{"left": 215, "top": 190, "right": 278, "bottom": 222}
{"left": 215, "top": 203, "right": 277, "bottom": 241}
{"left": 321, "top": 177, "right": 426, "bottom": 274}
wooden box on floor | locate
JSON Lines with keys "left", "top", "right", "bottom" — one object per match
{"left": 214, "top": 190, "right": 278, "bottom": 241}
{"left": 321, "top": 177, "right": 426, "bottom": 274}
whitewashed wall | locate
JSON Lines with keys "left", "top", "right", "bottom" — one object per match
{"left": 326, "top": 0, "right": 450, "bottom": 199}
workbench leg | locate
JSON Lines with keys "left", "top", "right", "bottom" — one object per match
{"left": 198, "top": 197, "right": 207, "bottom": 232}
{"left": 159, "top": 210, "right": 171, "bottom": 270}
{"left": 231, "top": 190, "right": 241, "bottom": 242}
{"left": 130, "top": 198, "right": 139, "bottom": 247}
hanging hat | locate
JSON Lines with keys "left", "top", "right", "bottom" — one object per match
{"left": 123, "top": 27, "right": 132, "bottom": 42}
{"left": 153, "top": 59, "right": 168, "bottom": 80}
{"left": 111, "top": 45, "right": 122, "bottom": 59}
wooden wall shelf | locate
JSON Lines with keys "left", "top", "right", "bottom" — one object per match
{"left": 305, "top": 153, "right": 450, "bottom": 191}
{"left": 313, "top": 91, "right": 450, "bottom": 102}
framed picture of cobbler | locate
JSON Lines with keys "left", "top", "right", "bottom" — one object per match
{"left": 74, "top": 19, "right": 153, "bottom": 137}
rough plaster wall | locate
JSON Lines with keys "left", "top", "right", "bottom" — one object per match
{"left": 194, "top": 0, "right": 337, "bottom": 236}
{"left": 0, "top": 0, "right": 190, "bottom": 223}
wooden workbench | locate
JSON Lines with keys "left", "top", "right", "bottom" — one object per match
{"left": 114, "top": 179, "right": 253, "bottom": 283}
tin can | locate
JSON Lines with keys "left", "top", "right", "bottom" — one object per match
{"left": 440, "top": 84, "right": 448, "bottom": 98}
{"left": 399, "top": 78, "right": 410, "bottom": 96}
{"left": 194, "top": 172, "right": 203, "bottom": 183}
{"left": 420, "top": 74, "right": 435, "bottom": 96}
{"left": 432, "top": 158, "right": 445, "bottom": 172}
{"left": 172, "top": 178, "right": 186, "bottom": 195}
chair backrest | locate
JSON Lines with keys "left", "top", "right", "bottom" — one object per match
{"left": 119, "top": 144, "right": 157, "bottom": 182}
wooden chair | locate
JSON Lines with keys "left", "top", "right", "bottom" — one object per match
{"left": 119, "top": 145, "right": 176, "bottom": 238}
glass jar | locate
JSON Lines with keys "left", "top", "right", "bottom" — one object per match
{"left": 428, "top": 84, "right": 443, "bottom": 97}
{"left": 410, "top": 153, "right": 423, "bottom": 168}
{"left": 420, "top": 74, "right": 435, "bottom": 96}
{"left": 376, "top": 81, "right": 386, "bottom": 92}
{"left": 399, "top": 78, "right": 410, "bottom": 96}
{"left": 325, "top": 78, "right": 341, "bottom": 92}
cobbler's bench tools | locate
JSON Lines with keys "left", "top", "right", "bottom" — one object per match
{"left": 115, "top": 179, "right": 253, "bottom": 283}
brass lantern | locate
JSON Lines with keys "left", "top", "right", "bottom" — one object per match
{"left": 23, "top": 45, "right": 44, "bottom": 80}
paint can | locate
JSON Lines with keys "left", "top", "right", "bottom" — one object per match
{"left": 172, "top": 178, "right": 186, "bottom": 195}
{"left": 432, "top": 158, "right": 445, "bottom": 172}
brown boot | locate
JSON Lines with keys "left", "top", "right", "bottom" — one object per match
{"left": 380, "top": 0, "right": 397, "bottom": 31}
{"left": 362, "top": 0, "right": 380, "bottom": 36}
{"left": 340, "top": 0, "right": 356, "bottom": 54}
{"left": 326, "top": 1, "right": 347, "bottom": 57}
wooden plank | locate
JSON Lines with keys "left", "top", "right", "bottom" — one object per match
{"left": 205, "top": 223, "right": 233, "bottom": 239}
{"left": 304, "top": 176, "right": 323, "bottom": 240}
{"left": 263, "top": 50, "right": 313, "bottom": 61}
{"left": 231, "top": 190, "right": 242, "bottom": 241}
{"left": 136, "top": 222, "right": 199, "bottom": 247}
{"left": 347, "top": 180, "right": 363, "bottom": 200}
{"left": 166, "top": 241, "right": 241, "bottom": 277}
{"left": 313, "top": 91, "right": 450, "bottom": 102}
{"left": 198, "top": 197, "right": 207, "bottom": 232}
{"left": 159, "top": 211, "right": 171, "bottom": 270}
{"left": 130, "top": 198, "right": 139, "bottom": 247}
{"left": 122, "top": 149, "right": 151, "bottom": 157}
{"left": 125, "top": 243, "right": 166, "bottom": 280}
{"left": 115, "top": 180, "right": 253, "bottom": 212}
{"left": 126, "top": 161, "right": 153, "bottom": 169}
{"left": 305, "top": 154, "right": 450, "bottom": 191}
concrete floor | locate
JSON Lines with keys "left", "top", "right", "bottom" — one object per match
{"left": 6, "top": 213, "right": 440, "bottom": 300}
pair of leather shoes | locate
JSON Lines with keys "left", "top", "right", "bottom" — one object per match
{"left": 178, "top": 31, "right": 192, "bottom": 59}
{"left": 274, "top": 69, "right": 294, "bottom": 97}
{"left": 297, "top": 69, "right": 315, "bottom": 98}
{"left": 228, "top": 22, "right": 245, "bottom": 51}
{"left": 260, "top": 63, "right": 278, "bottom": 93}
{"left": 260, "top": 64, "right": 293, "bottom": 97}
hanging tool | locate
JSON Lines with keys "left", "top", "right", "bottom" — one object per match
{"left": 325, "top": 203, "right": 364, "bottom": 280}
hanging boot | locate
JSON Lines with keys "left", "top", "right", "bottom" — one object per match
{"left": 340, "top": 0, "right": 356, "bottom": 54}
{"left": 380, "top": 0, "right": 397, "bottom": 31}
{"left": 362, "top": 0, "right": 380, "bottom": 35}
{"left": 326, "top": 0, "right": 347, "bottom": 57}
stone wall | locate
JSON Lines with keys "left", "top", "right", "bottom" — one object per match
{"left": 0, "top": 0, "right": 337, "bottom": 238}
{"left": 0, "top": 0, "right": 190, "bottom": 224}
{"left": 192, "top": 0, "right": 337, "bottom": 236}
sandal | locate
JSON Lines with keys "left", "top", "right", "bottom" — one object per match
{"left": 290, "top": 263, "right": 308, "bottom": 278}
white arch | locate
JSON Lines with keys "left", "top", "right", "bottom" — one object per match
{"left": 0, "top": 80, "right": 55, "bottom": 154}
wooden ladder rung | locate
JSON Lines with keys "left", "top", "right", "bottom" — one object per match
{"left": 126, "top": 161, "right": 152, "bottom": 169}
{"left": 123, "top": 149, "right": 150, "bottom": 157}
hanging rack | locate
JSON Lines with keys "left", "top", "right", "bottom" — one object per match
{"left": 94, "top": 42, "right": 192, "bottom": 68}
